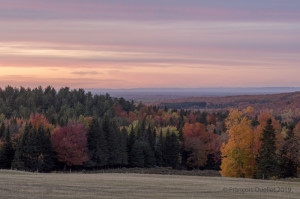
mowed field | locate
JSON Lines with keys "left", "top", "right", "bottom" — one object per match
{"left": 0, "top": 170, "right": 299, "bottom": 199}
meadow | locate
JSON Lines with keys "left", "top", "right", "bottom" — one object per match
{"left": 0, "top": 170, "right": 299, "bottom": 199}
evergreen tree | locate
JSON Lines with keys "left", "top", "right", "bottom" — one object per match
{"left": 13, "top": 124, "right": 55, "bottom": 172}
{"left": 0, "top": 122, "right": 5, "bottom": 139}
{"left": 12, "top": 124, "right": 29, "bottom": 170}
{"left": 130, "top": 141, "right": 144, "bottom": 167}
{"left": 155, "top": 129, "right": 164, "bottom": 166}
{"left": 147, "top": 124, "right": 155, "bottom": 151}
{"left": 0, "top": 126, "right": 15, "bottom": 169}
{"left": 128, "top": 126, "right": 136, "bottom": 166}
{"left": 137, "top": 119, "right": 146, "bottom": 141}
{"left": 119, "top": 127, "right": 128, "bottom": 166}
{"left": 165, "top": 131, "right": 180, "bottom": 168}
{"left": 143, "top": 143, "right": 156, "bottom": 168}
{"left": 279, "top": 126, "right": 299, "bottom": 177}
{"left": 102, "top": 116, "right": 121, "bottom": 167}
{"left": 256, "top": 119, "right": 280, "bottom": 179}
{"left": 37, "top": 127, "right": 55, "bottom": 172}
{"left": 86, "top": 118, "right": 108, "bottom": 168}
{"left": 178, "top": 129, "right": 187, "bottom": 167}
{"left": 144, "top": 124, "right": 156, "bottom": 167}
{"left": 25, "top": 127, "right": 40, "bottom": 171}
{"left": 86, "top": 118, "right": 98, "bottom": 168}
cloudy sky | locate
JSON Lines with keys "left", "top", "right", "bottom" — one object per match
{"left": 1, "top": 0, "right": 300, "bottom": 89}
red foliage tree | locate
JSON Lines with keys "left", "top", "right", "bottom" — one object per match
{"left": 183, "top": 123, "right": 221, "bottom": 168}
{"left": 51, "top": 122, "right": 88, "bottom": 168}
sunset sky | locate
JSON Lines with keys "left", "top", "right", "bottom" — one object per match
{"left": 1, "top": 0, "right": 300, "bottom": 89}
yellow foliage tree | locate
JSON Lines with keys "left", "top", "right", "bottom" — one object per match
{"left": 220, "top": 107, "right": 258, "bottom": 178}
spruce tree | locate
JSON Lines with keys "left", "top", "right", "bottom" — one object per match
{"left": 86, "top": 118, "right": 108, "bottom": 168}
{"left": 256, "top": 119, "right": 280, "bottom": 179}
{"left": 128, "top": 126, "right": 136, "bottom": 166}
{"left": 144, "top": 124, "right": 156, "bottom": 167}
{"left": 130, "top": 141, "right": 144, "bottom": 167}
{"left": 137, "top": 119, "right": 146, "bottom": 141}
{"left": 0, "top": 126, "right": 15, "bottom": 169}
{"left": 165, "top": 131, "right": 180, "bottom": 168}
{"left": 102, "top": 116, "right": 120, "bottom": 167}
{"left": 13, "top": 124, "right": 55, "bottom": 172}
{"left": 12, "top": 124, "right": 29, "bottom": 170}
{"left": 120, "top": 127, "right": 128, "bottom": 166}
{"left": 147, "top": 124, "right": 155, "bottom": 151}
{"left": 24, "top": 127, "right": 40, "bottom": 171}
{"left": 86, "top": 118, "right": 98, "bottom": 168}
{"left": 37, "top": 127, "right": 55, "bottom": 172}
{"left": 143, "top": 143, "right": 156, "bottom": 168}
{"left": 155, "top": 129, "right": 164, "bottom": 167}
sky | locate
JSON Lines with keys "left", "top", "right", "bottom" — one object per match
{"left": 0, "top": 0, "right": 300, "bottom": 89}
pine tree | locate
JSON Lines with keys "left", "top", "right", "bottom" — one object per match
{"left": 0, "top": 126, "right": 15, "bottom": 169}
{"left": 256, "top": 119, "right": 280, "bottom": 179}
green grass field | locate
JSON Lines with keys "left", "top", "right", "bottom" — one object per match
{"left": 0, "top": 170, "right": 299, "bottom": 199}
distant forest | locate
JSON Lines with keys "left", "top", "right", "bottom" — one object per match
{"left": 0, "top": 86, "right": 299, "bottom": 179}
{"left": 158, "top": 92, "right": 300, "bottom": 121}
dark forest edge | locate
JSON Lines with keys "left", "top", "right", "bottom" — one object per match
{"left": 0, "top": 86, "right": 299, "bottom": 179}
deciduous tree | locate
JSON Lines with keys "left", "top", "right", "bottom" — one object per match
{"left": 51, "top": 122, "right": 88, "bottom": 169}
{"left": 220, "top": 109, "right": 257, "bottom": 178}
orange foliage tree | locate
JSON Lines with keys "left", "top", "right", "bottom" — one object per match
{"left": 29, "top": 113, "right": 54, "bottom": 133}
{"left": 220, "top": 108, "right": 259, "bottom": 178}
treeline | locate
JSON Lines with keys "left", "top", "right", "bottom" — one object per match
{"left": 0, "top": 86, "right": 299, "bottom": 179}
{"left": 0, "top": 85, "right": 135, "bottom": 125}
{"left": 0, "top": 114, "right": 185, "bottom": 172}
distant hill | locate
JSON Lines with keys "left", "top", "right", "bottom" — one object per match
{"left": 156, "top": 92, "right": 300, "bottom": 121}
{"left": 86, "top": 87, "right": 300, "bottom": 102}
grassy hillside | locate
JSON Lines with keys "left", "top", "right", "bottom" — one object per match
{"left": 0, "top": 170, "right": 299, "bottom": 199}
